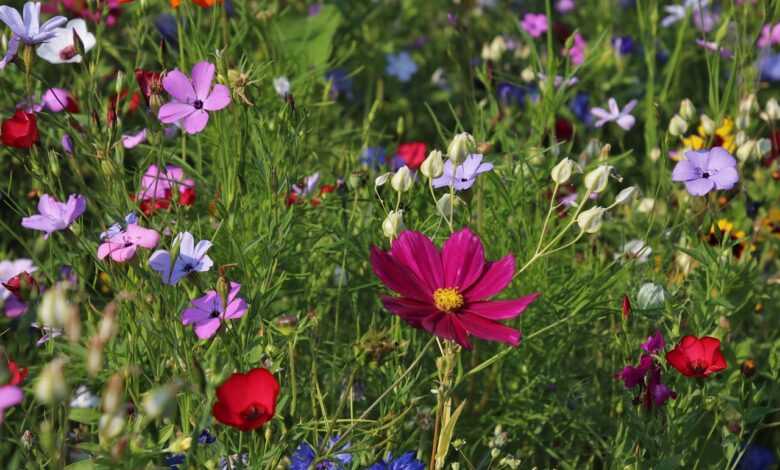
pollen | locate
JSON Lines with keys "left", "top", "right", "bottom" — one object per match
{"left": 433, "top": 287, "right": 464, "bottom": 313}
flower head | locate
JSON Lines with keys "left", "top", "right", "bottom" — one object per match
{"left": 0, "top": 259, "right": 36, "bottom": 301}
{"left": 135, "top": 164, "right": 196, "bottom": 215}
{"left": 521, "top": 13, "right": 548, "bottom": 38}
{"left": 290, "top": 437, "right": 352, "bottom": 470}
{"left": 98, "top": 224, "right": 160, "bottom": 263}
{"left": 590, "top": 98, "right": 637, "bottom": 130}
{"left": 0, "top": 385, "right": 23, "bottom": 424}
{"left": 0, "top": 2, "right": 67, "bottom": 68}
{"left": 2, "top": 110, "right": 38, "bottom": 148}
{"left": 385, "top": 52, "right": 417, "bottom": 82}
{"left": 158, "top": 61, "right": 231, "bottom": 134}
{"left": 616, "top": 331, "right": 676, "bottom": 410}
{"left": 396, "top": 142, "right": 427, "bottom": 170}
{"left": 758, "top": 23, "right": 780, "bottom": 49}
{"left": 148, "top": 232, "right": 213, "bottom": 285}
{"left": 212, "top": 368, "right": 279, "bottom": 431}
{"left": 181, "top": 282, "right": 248, "bottom": 339}
{"left": 370, "top": 228, "right": 540, "bottom": 349}
{"left": 431, "top": 154, "right": 493, "bottom": 191}
{"left": 36, "top": 19, "right": 95, "bottom": 64}
{"left": 22, "top": 194, "right": 86, "bottom": 238}
{"left": 368, "top": 452, "right": 426, "bottom": 470}
{"left": 666, "top": 335, "right": 727, "bottom": 377}
{"left": 671, "top": 147, "right": 739, "bottom": 196}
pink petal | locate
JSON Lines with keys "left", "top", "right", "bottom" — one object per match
{"left": 381, "top": 296, "right": 436, "bottom": 327}
{"left": 182, "top": 109, "right": 209, "bottom": 134}
{"left": 370, "top": 247, "right": 431, "bottom": 302}
{"left": 163, "top": 69, "right": 196, "bottom": 102}
{"left": 441, "top": 228, "right": 485, "bottom": 291}
{"left": 389, "top": 231, "right": 442, "bottom": 293}
{"left": 465, "top": 293, "right": 540, "bottom": 320}
{"left": 190, "top": 62, "right": 215, "bottom": 101}
{"left": 158, "top": 102, "right": 194, "bottom": 124}
{"left": 204, "top": 84, "right": 231, "bottom": 111}
{"left": 463, "top": 255, "right": 515, "bottom": 301}
{"left": 223, "top": 297, "right": 248, "bottom": 320}
{"left": 0, "top": 385, "right": 23, "bottom": 410}
{"left": 193, "top": 318, "right": 221, "bottom": 339}
{"left": 458, "top": 313, "right": 521, "bottom": 346}
{"left": 110, "top": 245, "right": 138, "bottom": 263}
{"left": 124, "top": 224, "right": 160, "bottom": 249}
{"left": 122, "top": 129, "right": 147, "bottom": 149}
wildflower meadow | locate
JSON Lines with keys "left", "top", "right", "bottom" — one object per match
{"left": 2, "top": 0, "right": 780, "bottom": 468}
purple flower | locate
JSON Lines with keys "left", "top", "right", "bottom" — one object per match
{"left": 617, "top": 355, "right": 653, "bottom": 389}
{"left": 641, "top": 330, "right": 665, "bottom": 354}
{"left": 671, "top": 147, "right": 739, "bottom": 196}
{"left": 590, "top": 98, "right": 637, "bottom": 130}
{"left": 555, "top": 0, "right": 575, "bottom": 13}
{"left": 290, "top": 437, "right": 351, "bottom": 470}
{"left": 292, "top": 172, "right": 320, "bottom": 197}
{"left": 181, "top": 282, "right": 247, "bottom": 339}
{"left": 432, "top": 154, "right": 493, "bottom": 191}
{"left": 41, "top": 88, "right": 76, "bottom": 112}
{"left": 385, "top": 52, "right": 417, "bottom": 82}
{"left": 368, "top": 452, "right": 426, "bottom": 470}
{"left": 122, "top": 129, "right": 147, "bottom": 149}
{"left": 612, "top": 36, "right": 635, "bottom": 56}
{"left": 148, "top": 232, "right": 213, "bottom": 285}
{"left": 157, "top": 61, "right": 231, "bottom": 135}
{"left": 521, "top": 13, "right": 548, "bottom": 38}
{"left": 0, "top": 2, "right": 67, "bottom": 69}
{"left": 0, "top": 385, "right": 23, "bottom": 424}
{"left": 0, "top": 259, "right": 36, "bottom": 301}
{"left": 61, "top": 133, "right": 73, "bottom": 153}
{"left": 565, "top": 32, "right": 587, "bottom": 65}
{"left": 695, "top": 39, "right": 733, "bottom": 59}
{"left": 21, "top": 194, "right": 86, "bottom": 238}
{"left": 758, "top": 24, "right": 780, "bottom": 48}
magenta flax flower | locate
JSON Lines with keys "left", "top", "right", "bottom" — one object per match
{"left": 672, "top": 147, "right": 739, "bottom": 196}
{"left": 181, "top": 282, "right": 248, "bottom": 339}
{"left": 149, "top": 232, "right": 213, "bottom": 285}
{"left": 521, "top": 13, "right": 548, "bottom": 38}
{"left": 21, "top": 194, "right": 86, "bottom": 238}
{"left": 157, "top": 61, "right": 231, "bottom": 134}
{"left": 0, "top": 385, "right": 23, "bottom": 424}
{"left": 432, "top": 154, "right": 493, "bottom": 191}
{"left": 98, "top": 224, "right": 160, "bottom": 263}
{"left": 370, "top": 228, "right": 540, "bottom": 349}
{"left": 590, "top": 98, "right": 637, "bottom": 130}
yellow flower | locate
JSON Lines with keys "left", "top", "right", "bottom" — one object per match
{"left": 681, "top": 117, "right": 736, "bottom": 153}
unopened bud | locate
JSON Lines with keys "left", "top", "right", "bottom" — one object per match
{"left": 382, "top": 210, "right": 405, "bottom": 239}
{"left": 436, "top": 193, "right": 462, "bottom": 218}
{"left": 736, "top": 140, "right": 757, "bottom": 162}
{"left": 142, "top": 383, "right": 178, "bottom": 419}
{"left": 614, "top": 186, "right": 638, "bottom": 205}
{"left": 87, "top": 337, "right": 103, "bottom": 377}
{"left": 390, "top": 166, "right": 413, "bottom": 193}
{"left": 761, "top": 98, "right": 780, "bottom": 122}
{"left": 700, "top": 114, "right": 716, "bottom": 135}
{"left": 739, "top": 94, "right": 757, "bottom": 115}
{"left": 584, "top": 165, "right": 611, "bottom": 193}
{"left": 551, "top": 158, "right": 576, "bottom": 184}
{"left": 99, "top": 412, "right": 125, "bottom": 439}
{"left": 757, "top": 138, "right": 772, "bottom": 157}
{"left": 447, "top": 132, "right": 475, "bottom": 165}
{"left": 521, "top": 66, "right": 535, "bottom": 82}
{"left": 668, "top": 115, "right": 688, "bottom": 136}
{"left": 38, "top": 283, "right": 74, "bottom": 329}
{"left": 420, "top": 150, "right": 444, "bottom": 178}
{"left": 598, "top": 144, "right": 611, "bottom": 162}
{"left": 274, "top": 314, "right": 298, "bottom": 335}
{"left": 577, "top": 206, "right": 606, "bottom": 233}
{"left": 650, "top": 147, "right": 662, "bottom": 161}
{"left": 103, "top": 374, "right": 124, "bottom": 414}
{"left": 374, "top": 172, "right": 392, "bottom": 188}
{"left": 35, "top": 358, "right": 69, "bottom": 405}
{"left": 97, "top": 303, "right": 118, "bottom": 343}
{"left": 679, "top": 99, "right": 696, "bottom": 121}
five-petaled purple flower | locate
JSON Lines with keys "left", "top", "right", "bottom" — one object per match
{"left": 591, "top": 98, "right": 637, "bottom": 130}
{"left": 157, "top": 61, "right": 231, "bottom": 134}
{"left": 521, "top": 13, "right": 548, "bottom": 38}
{"left": 149, "top": 231, "right": 213, "bottom": 285}
{"left": 21, "top": 194, "right": 86, "bottom": 238}
{"left": 98, "top": 224, "right": 160, "bottom": 263}
{"left": 432, "top": 154, "right": 493, "bottom": 191}
{"left": 0, "top": 1, "right": 67, "bottom": 69}
{"left": 671, "top": 147, "right": 739, "bottom": 196}
{"left": 181, "top": 282, "right": 248, "bottom": 339}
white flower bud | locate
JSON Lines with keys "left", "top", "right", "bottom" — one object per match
{"left": 679, "top": 99, "right": 696, "bottom": 122}
{"left": 447, "top": 132, "right": 475, "bottom": 165}
{"left": 38, "top": 283, "right": 73, "bottom": 328}
{"left": 521, "top": 66, "right": 535, "bottom": 82}
{"left": 762, "top": 98, "right": 780, "bottom": 122}
{"left": 103, "top": 374, "right": 124, "bottom": 414}
{"left": 584, "top": 165, "right": 611, "bottom": 193}
{"left": 735, "top": 131, "right": 748, "bottom": 147}
{"left": 636, "top": 282, "right": 667, "bottom": 309}
{"left": 577, "top": 206, "right": 606, "bottom": 233}
{"left": 382, "top": 210, "right": 404, "bottom": 239}
{"left": 668, "top": 115, "right": 688, "bottom": 136}
{"left": 420, "top": 150, "right": 444, "bottom": 178}
{"left": 481, "top": 36, "right": 507, "bottom": 62}
{"left": 757, "top": 138, "right": 772, "bottom": 157}
{"left": 650, "top": 148, "right": 662, "bottom": 161}
{"left": 614, "top": 186, "right": 638, "bottom": 205}
{"left": 99, "top": 412, "right": 125, "bottom": 439}
{"left": 86, "top": 338, "right": 103, "bottom": 378}
{"left": 436, "top": 193, "right": 462, "bottom": 218}
{"left": 374, "top": 172, "right": 392, "bottom": 188}
{"left": 736, "top": 140, "right": 757, "bottom": 162}
{"left": 551, "top": 158, "right": 575, "bottom": 184}
{"left": 390, "top": 166, "right": 413, "bottom": 192}
{"left": 739, "top": 94, "right": 757, "bottom": 114}
{"left": 700, "top": 114, "right": 716, "bottom": 135}
{"left": 637, "top": 197, "right": 656, "bottom": 214}
{"left": 35, "top": 358, "right": 68, "bottom": 405}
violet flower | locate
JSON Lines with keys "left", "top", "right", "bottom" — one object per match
{"left": 21, "top": 194, "right": 86, "bottom": 238}
{"left": 555, "top": 0, "right": 575, "bottom": 13}
{"left": 671, "top": 147, "right": 739, "bottom": 196}
{"left": 149, "top": 232, "right": 213, "bottom": 285}
{"left": 431, "top": 154, "right": 493, "bottom": 191}
{"left": 180, "top": 282, "right": 248, "bottom": 339}
{"left": 616, "top": 331, "right": 675, "bottom": 410}
{"left": 521, "top": 13, "right": 548, "bottom": 38}
{"left": 590, "top": 98, "right": 637, "bottom": 130}
{"left": 641, "top": 330, "right": 665, "bottom": 354}
{"left": 157, "top": 61, "right": 231, "bottom": 134}
{"left": 385, "top": 52, "right": 417, "bottom": 82}
{"left": 98, "top": 224, "right": 160, "bottom": 263}
{"left": 661, "top": 0, "right": 710, "bottom": 28}
{"left": 0, "top": 385, "right": 23, "bottom": 424}
{"left": 0, "top": 1, "right": 67, "bottom": 69}
{"left": 565, "top": 32, "right": 587, "bottom": 65}
{"left": 695, "top": 39, "right": 734, "bottom": 59}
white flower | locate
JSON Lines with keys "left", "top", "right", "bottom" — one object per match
{"left": 70, "top": 385, "right": 100, "bottom": 409}
{"left": 551, "top": 158, "right": 577, "bottom": 184}
{"left": 420, "top": 149, "right": 444, "bottom": 178}
{"left": 273, "top": 76, "right": 290, "bottom": 97}
{"left": 668, "top": 115, "right": 688, "bottom": 136}
{"left": 679, "top": 99, "right": 696, "bottom": 121}
{"left": 36, "top": 19, "right": 95, "bottom": 64}
{"left": 616, "top": 239, "right": 652, "bottom": 263}
{"left": 636, "top": 282, "right": 667, "bottom": 309}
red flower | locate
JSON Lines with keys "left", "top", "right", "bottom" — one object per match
{"left": 135, "top": 69, "right": 164, "bottom": 108}
{"left": 2, "top": 272, "right": 38, "bottom": 302}
{"left": 212, "top": 368, "right": 280, "bottom": 431}
{"left": 666, "top": 336, "right": 727, "bottom": 378}
{"left": 7, "top": 360, "right": 28, "bottom": 386}
{"left": 1, "top": 110, "right": 38, "bottom": 148}
{"left": 397, "top": 141, "right": 428, "bottom": 170}
{"left": 621, "top": 295, "right": 631, "bottom": 320}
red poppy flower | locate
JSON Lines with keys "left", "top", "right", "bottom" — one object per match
{"left": 397, "top": 141, "right": 428, "bottom": 170}
{"left": 7, "top": 360, "right": 28, "bottom": 386}
{"left": 666, "top": 336, "right": 727, "bottom": 378}
{"left": 1, "top": 110, "right": 38, "bottom": 148}
{"left": 212, "top": 368, "right": 280, "bottom": 431}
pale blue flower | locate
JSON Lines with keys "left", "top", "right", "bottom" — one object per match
{"left": 385, "top": 52, "right": 417, "bottom": 82}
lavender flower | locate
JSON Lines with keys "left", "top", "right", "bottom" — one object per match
{"left": 671, "top": 147, "right": 739, "bottom": 196}
{"left": 157, "top": 61, "right": 231, "bottom": 134}
{"left": 0, "top": 2, "right": 67, "bottom": 69}
{"left": 368, "top": 452, "right": 426, "bottom": 470}
{"left": 21, "top": 194, "right": 86, "bottom": 238}
{"left": 385, "top": 52, "right": 417, "bottom": 82}
{"left": 431, "top": 154, "right": 493, "bottom": 191}
{"left": 180, "top": 282, "right": 248, "bottom": 339}
{"left": 148, "top": 232, "right": 214, "bottom": 285}
{"left": 590, "top": 98, "right": 637, "bottom": 130}
{"left": 290, "top": 438, "right": 351, "bottom": 470}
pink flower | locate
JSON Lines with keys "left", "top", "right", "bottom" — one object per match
{"left": 521, "top": 13, "right": 548, "bottom": 38}
{"left": 97, "top": 224, "right": 160, "bottom": 263}
{"left": 122, "top": 129, "right": 147, "bottom": 149}
{"left": 758, "top": 24, "right": 780, "bottom": 48}
{"left": 41, "top": 88, "right": 78, "bottom": 113}
{"left": 565, "top": 32, "right": 586, "bottom": 65}
{"left": 370, "top": 228, "right": 540, "bottom": 349}
{"left": 0, "top": 385, "right": 23, "bottom": 424}
{"left": 181, "top": 282, "right": 248, "bottom": 339}
{"left": 157, "top": 61, "right": 231, "bottom": 134}
{"left": 21, "top": 194, "right": 86, "bottom": 239}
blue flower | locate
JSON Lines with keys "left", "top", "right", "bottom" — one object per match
{"left": 326, "top": 68, "right": 354, "bottom": 100}
{"left": 360, "top": 147, "right": 386, "bottom": 170}
{"left": 385, "top": 52, "right": 418, "bottom": 82}
{"left": 570, "top": 92, "right": 592, "bottom": 125}
{"left": 290, "top": 438, "right": 351, "bottom": 470}
{"left": 739, "top": 444, "right": 777, "bottom": 470}
{"left": 612, "top": 35, "right": 636, "bottom": 56}
{"left": 760, "top": 53, "right": 780, "bottom": 82}
{"left": 155, "top": 14, "right": 178, "bottom": 48}
{"left": 368, "top": 452, "right": 426, "bottom": 470}
{"left": 496, "top": 83, "right": 526, "bottom": 108}
{"left": 197, "top": 429, "right": 216, "bottom": 445}
{"left": 165, "top": 453, "right": 185, "bottom": 470}
{"left": 148, "top": 232, "right": 214, "bottom": 285}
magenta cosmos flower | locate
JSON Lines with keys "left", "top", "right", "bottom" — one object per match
{"left": 157, "top": 61, "right": 231, "bottom": 134}
{"left": 181, "top": 282, "right": 248, "bottom": 339}
{"left": 21, "top": 194, "right": 86, "bottom": 238}
{"left": 97, "top": 224, "right": 160, "bottom": 263}
{"left": 370, "top": 228, "right": 540, "bottom": 349}
{"left": 671, "top": 147, "right": 739, "bottom": 196}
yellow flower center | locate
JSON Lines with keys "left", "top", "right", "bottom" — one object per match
{"left": 433, "top": 287, "right": 464, "bottom": 313}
